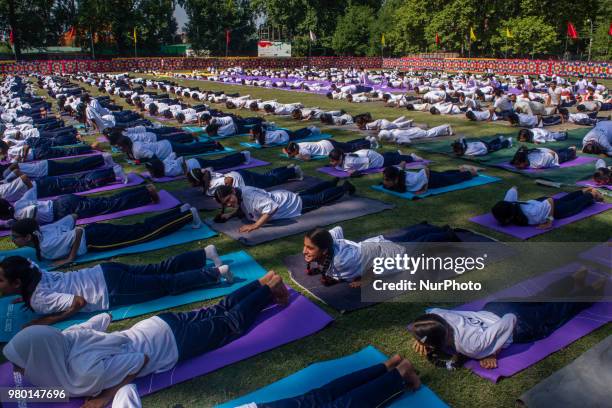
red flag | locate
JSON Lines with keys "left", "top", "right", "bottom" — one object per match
{"left": 608, "top": 22, "right": 612, "bottom": 36}
{"left": 567, "top": 22, "right": 578, "bottom": 39}
{"left": 435, "top": 33, "right": 440, "bottom": 45}
{"left": 9, "top": 29, "right": 14, "bottom": 45}
{"left": 225, "top": 29, "right": 231, "bottom": 46}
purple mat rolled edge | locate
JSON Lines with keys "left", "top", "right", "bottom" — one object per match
{"left": 457, "top": 263, "right": 612, "bottom": 382}
{"left": 470, "top": 193, "right": 612, "bottom": 239}
{"left": 0, "top": 289, "right": 333, "bottom": 407}
{"left": 0, "top": 190, "right": 180, "bottom": 237}
{"left": 317, "top": 160, "right": 431, "bottom": 178}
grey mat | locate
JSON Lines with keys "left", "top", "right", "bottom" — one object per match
{"left": 286, "top": 226, "right": 498, "bottom": 313}
{"left": 206, "top": 196, "right": 395, "bottom": 246}
{"left": 172, "top": 176, "right": 325, "bottom": 211}
{"left": 518, "top": 335, "right": 612, "bottom": 408}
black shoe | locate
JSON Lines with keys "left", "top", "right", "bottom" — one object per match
{"left": 343, "top": 180, "right": 356, "bottom": 196}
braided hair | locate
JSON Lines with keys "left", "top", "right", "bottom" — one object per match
{"left": 0, "top": 256, "right": 42, "bottom": 311}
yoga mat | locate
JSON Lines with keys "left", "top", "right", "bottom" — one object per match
{"left": 496, "top": 156, "right": 597, "bottom": 173}
{"left": 183, "top": 126, "right": 204, "bottom": 133}
{"left": 518, "top": 335, "right": 612, "bottom": 408}
{"left": 579, "top": 240, "right": 611, "bottom": 268}
{"left": 0, "top": 289, "right": 333, "bottom": 408}
{"left": 174, "top": 176, "right": 325, "bottom": 211}
{"left": 576, "top": 179, "right": 612, "bottom": 190}
{"left": 0, "top": 190, "right": 180, "bottom": 238}
{"left": 317, "top": 160, "right": 431, "bottom": 178}
{"left": 0, "top": 224, "right": 217, "bottom": 269}
{"left": 470, "top": 193, "right": 612, "bottom": 239}
{"left": 42, "top": 173, "right": 145, "bottom": 200}
{"left": 95, "top": 136, "right": 107, "bottom": 143}
{"left": 126, "top": 147, "right": 237, "bottom": 165}
{"left": 371, "top": 174, "right": 501, "bottom": 200}
{"left": 0, "top": 250, "right": 266, "bottom": 342}
{"left": 217, "top": 346, "right": 449, "bottom": 408}
{"left": 279, "top": 153, "right": 328, "bottom": 161}
{"left": 287, "top": 225, "right": 498, "bottom": 313}
{"left": 239, "top": 133, "right": 332, "bottom": 149}
{"left": 207, "top": 196, "right": 395, "bottom": 246}
{"left": 456, "top": 263, "right": 612, "bottom": 382}
{"left": 140, "top": 159, "right": 271, "bottom": 183}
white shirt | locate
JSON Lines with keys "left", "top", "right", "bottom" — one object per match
{"left": 239, "top": 186, "right": 302, "bottom": 221}
{"left": 207, "top": 171, "right": 244, "bottom": 196}
{"left": 16, "top": 161, "right": 48, "bottom": 177}
{"left": 263, "top": 130, "right": 290, "bottom": 145}
{"left": 297, "top": 140, "right": 334, "bottom": 157}
{"left": 404, "top": 168, "right": 428, "bottom": 192}
{"left": 112, "top": 384, "right": 141, "bottom": 408}
{"left": 427, "top": 308, "right": 515, "bottom": 359}
{"left": 132, "top": 140, "right": 173, "bottom": 160}
{"left": 30, "top": 265, "right": 108, "bottom": 314}
{"left": 39, "top": 215, "right": 88, "bottom": 260}
{"left": 127, "top": 132, "right": 157, "bottom": 143}
{"left": 493, "top": 96, "right": 513, "bottom": 111}
{"left": 161, "top": 153, "right": 185, "bottom": 177}
{"left": 504, "top": 187, "right": 552, "bottom": 225}
{"left": 530, "top": 129, "right": 561, "bottom": 144}
{"left": 583, "top": 121, "right": 612, "bottom": 155}
{"left": 13, "top": 185, "right": 54, "bottom": 223}
{"left": 518, "top": 114, "right": 540, "bottom": 128}
{"left": 0, "top": 177, "right": 28, "bottom": 202}
{"left": 340, "top": 149, "right": 384, "bottom": 172}
{"left": 464, "top": 141, "right": 488, "bottom": 156}
{"left": 528, "top": 148, "right": 559, "bottom": 168}
{"left": 212, "top": 116, "right": 237, "bottom": 137}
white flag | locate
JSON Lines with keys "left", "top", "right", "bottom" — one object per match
{"left": 309, "top": 30, "right": 316, "bottom": 42}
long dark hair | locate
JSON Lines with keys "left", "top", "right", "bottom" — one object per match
{"left": 328, "top": 148, "right": 344, "bottom": 163}
{"left": 11, "top": 218, "right": 42, "bottom": 260}
{"left": 594, "top": 167, "right": 611, "bottom": 184}
{"left": 410, "top": 314, "right": 466, "bottom": 370}
{"left": 583, "top": 142, "right": 604, "bottom": 155}
{"left": 517, "top": 129, "right": 533, "bottom": 142}
{"left": 491, "top": 200, "right": 529, "bottom": 226}
{"left": 0, "top": 256, "right": 41, "bottom": 311}
{"left": 304, "top": 228, "right": 334, "bottom": 277}
{"left": 116, "top": 136, "right": 135, "bottom": 160}
{"left": 382, "top": 166, "right": 406, "bottom": 192}
{"left": 144, "top": 158, "right": 165, "bottom": 178}
{"left": 510, "top": 146, "right": 531, "bottom": 167}
{"left": 0, "top": 198, "right": 15, "bottom": 219}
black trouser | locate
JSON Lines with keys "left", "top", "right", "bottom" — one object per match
{"left": 555, "top": 147, "right": 577, "bottom": 164}
{"left": 382, "top": 152, "right": 414, "bottom": 166}
{"left": 383, "top": 222, "right": 461, "bottom": 242}
{"left": 84, "top": 207, "right": 192, "bottom": 251}
{"left": 36, "top": 167, "right": 116, "bottom": 198}
{"left": 300, "top": 181, "right": 347, "bottom": 213}
{"left": 52, "top": 186, "right": 153, "bottom": 220}
{"left": 427, "top": 170, "right": 473, "bottom": 189}
{"left": 287, "top": 128, "right": 314, "bottom": 141}
{"left": 330, "top": 138, "right": 371, "bottom": 153}
{"left": 193, "top": 152, "right": 246, "bottom": 170}
{"left": 26, "top": 135, "right": 79, "bottom": 148}
{"left": 46, "top": 155, "right": 105, "bottom": 176}
{"left": 552, "top": 190, "right": 595, "bottom": 219}
{"left": 171, "top": 140, "right": 224, "bottom": 156}
{"left": 32, "top": 144, "right": 92, "bottom": 160}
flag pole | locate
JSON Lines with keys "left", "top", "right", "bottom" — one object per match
{"left": 90, "top": 27, "right": 95, "bottom": 59}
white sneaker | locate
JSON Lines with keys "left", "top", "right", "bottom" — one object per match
{"left": 190, "top": 206, "right": 202, "bottom": 229}
{"left": 506, "top": 137, "right": 513, "bottom": 148}
{"left": 113, "top": 165, "right": 128, "bottom": 184}
{"left": 241, "top": 150, "right": 251, "bottom": 163}
{"left": 369, "top": 136, "right": 380, "bottom": 149}
{"left": 293, "top": 165, "right": 304, "bottom": 180}
{"left": 218, "top": 265, "right": 234, "bottom": 283}
{"left": 447, "top": 125, "right": 454, "bottom": 136}
{"left": 410, "top": 153, "right": 424, "bottom": 162}
{"left": 308, "top": 126, "right": 321, "bottom": 135}
{"left": 102, "top": 152, "right": 114, "bottom": 167}
{"left": 596, "top": 158, "right": 606, "bottom": 169}
{"left": 205, "top": 244, "right": 223, "bottom": 267}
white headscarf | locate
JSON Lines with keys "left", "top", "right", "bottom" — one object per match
{"left": 3, "top": 326, "right": 144, "bottom": 397}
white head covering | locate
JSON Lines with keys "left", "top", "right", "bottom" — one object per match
{"left": 3, "top": 326, "right": 144, "bottom": 397}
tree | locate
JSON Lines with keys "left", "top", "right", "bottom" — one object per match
{"left": 135, "top": 0, "right": 178, "bottom": 52}
{"left": 490, "top": 17, "right": 560, "bottom": 58}
{"left": 0, "top": 0, "right": 56, "bottom": 58}
{"left": 331, "top": 4, "right": 375, "bottom": 56}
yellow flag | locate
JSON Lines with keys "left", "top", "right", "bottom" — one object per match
{"left": 133, "top": 27, "right": 137, "bottom": 43}
{"left": 506, "top": 27, "right": 513, "bottom": 38}
{"left": 381, "top": 33, "right": 385, "bottom": 46}
{"left": 470, "top": 27, "right": 476, "bottom": 41}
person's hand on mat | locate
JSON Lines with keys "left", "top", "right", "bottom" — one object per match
{"left": 299, "top": 154, "right": 311, "bottom": 161}
{"left": 349, "top": 278, "right": 362, "bottom": 288}
{"left": 10, "top": 297, "right": 23, "bottom": 304}
{"left": 82, "top": 395, "right": 110, "bottom": 408}
{"left": 412, "top": 340, "right": 429, "bottom": 357}
{"left": 479, "top": 356, "right": 498, "bottom": 369}
{"left": 537, "top": 220, "right": 553, "bottom": 229}
{"left": 239, "top": 223, "right": 260, "bottom": 233}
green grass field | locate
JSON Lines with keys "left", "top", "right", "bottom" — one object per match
{"left": 9, "top": 75, "right": 611, "bottom": 407}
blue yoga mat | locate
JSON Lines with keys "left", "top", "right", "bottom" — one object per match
{"left": 0, "top": 224, "right": 217, "bottom": 269}
{"left": 217, "top": 346, "right": 448, "bottom": 408}
{"left": 240, "top": 133, "right": 332, "bottom": 149}
{"left": 370, "top": 174, "right": 501, "bottom": 200}
{"left": 279, "top": 153, "right": 328, "bottom": 161}
{"left": 0, "top": 250, "right": 264, "bottom": 342}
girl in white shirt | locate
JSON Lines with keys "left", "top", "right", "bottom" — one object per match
{"left": 0, "top": 247, "right": 230, "bottom": 326}
{"left": 329, "top": 149, "right": 421, "bottom": 176}
{"left": 409, "top": 272, "right": 604, "bottom": 369}
{"left": 381, "top": 165, "right": 479, "bottom": 194}
{"left": 517, "top": 128, "right": 568, "bottom": 144}
{"left": 510, "top": 146, "right": 576, "bottom": 169}
{"left": 491, "top": 186, "right": 603, "bottom": 228}
{"left": 249, "top": 125, "right": 321, "bottom": 147}
{"left": 147, "top": 151, "right": 250, "bottom": 178}
{"left": 2, "top": 273, "right": 289, "bottom": 406}
{"left": 452, "top": 136, "right": 512, "bottom": 157}
{"left": 283, "top": 138, "right": 373, "bottom": 161}
{"left": 116, "top": 136, "right": 225, "bottom": 162}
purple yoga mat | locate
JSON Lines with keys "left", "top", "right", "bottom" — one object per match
{"left": 0, "top": 190, "right": 180, "bottom": 237}
{"left": 0, "top": 289, "right": 333, "bottom": 407}
{"left": 576, "top": 180, "right": 612, "bottom": 190}
{"left": 579, "top": 240, "right": 611, "bottom": 267}
{"left": 317, "top": 160, "right": 431, "bottom": 178}
{"left": 496, "top": 156, "right": 597, "bottom": 173}
{"left": 95, "top": 136, "right": 107, "bottom": 143}
{"left": 457, "top": 263, "right": 612, "bottom": 382}
{"left": 140, "top": 159, "right": 271, "bottom": 182}
{"left": 470, "top": 192, "right": 612, "bottom": 239}
{"left": 43, "top": 173, "right": 145, "bottom": 200}
{"left": 0, "top": 152, "right": 101, "bottom": 166}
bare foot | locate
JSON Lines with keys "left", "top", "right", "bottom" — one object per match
{"left": 384, "top": 354, "right": 403, "bottom": 371}
{"left": 396, "top": 359, "right": 421, "bottom": 391}
{"left": 258, "top": 271, "right": 276, "bottom": 286}
{"left": 146, "top": 184, "right": 160, "bottom": 203}
{"left": 586, "top": 188, "right": 605, "bottom": 202}
{"left": 268, "top": 275, "right": 289, "bottom": 306}
{"left": 91, "top": 142, "right": 103, "bottom": 151}
{"left": 459, "top": 164, "right": 482, "bottom": 175}
{"left": 572, "top": 265, "right": 589, "bottom": 288}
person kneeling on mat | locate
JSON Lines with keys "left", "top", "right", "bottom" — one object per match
{"left": 2, "top": 271, "right": 290, "bottom": 406}
{"left": 0, "top": 245, "right": 232, "bottom": 327}
{"left": 491, "top": 186, "right": 604, "bottom": 229}
{"left": 213, "top": 179, "right": 356, "bottom": 233}
{"left": 408, "top": 267, "right": 606, "bottom": 369}
{"left": 381, "top": 164, "right": 481, "bottom": 195}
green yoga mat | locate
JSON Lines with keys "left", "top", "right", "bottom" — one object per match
{"left": 217, "top": 346, "right": 448, "bottom": 408}
{"left": 0, "top": 250, "right": 265, "bottom": 342}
